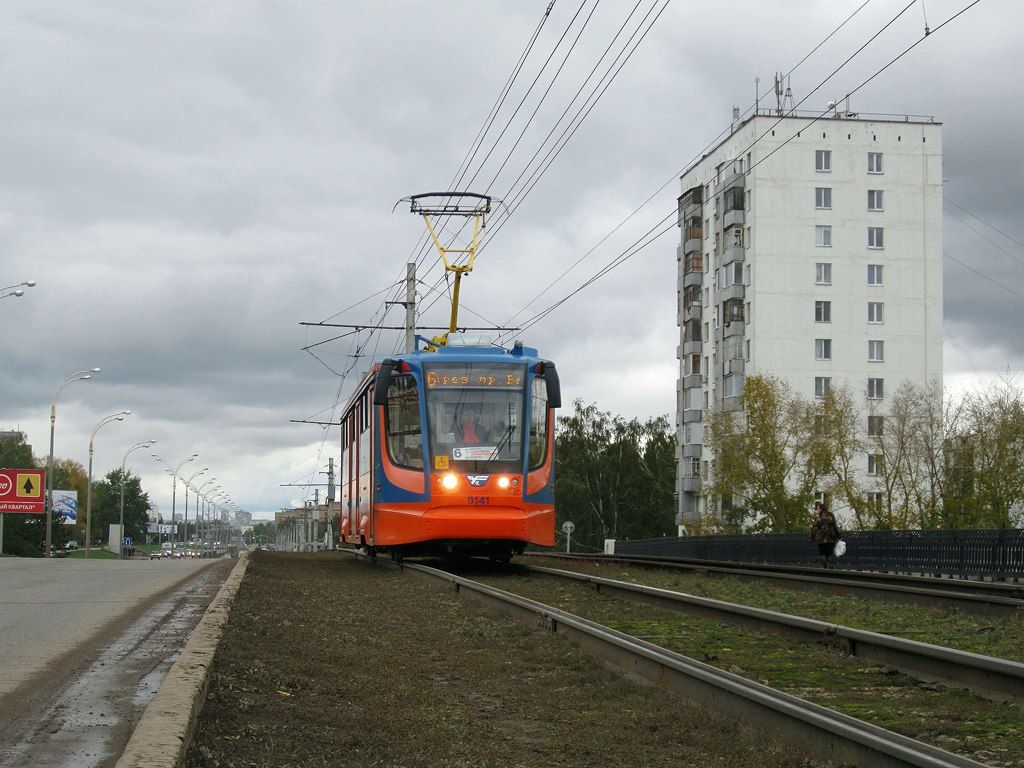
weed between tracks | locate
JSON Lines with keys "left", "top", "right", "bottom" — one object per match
{"left": 489, "top": 566, "right": 1024, "bottom": 767}
{"left": 185, "top": 552, "right": 817, "bottom": 768}
{"left": 518, "top": 556, "right": 1024, "bottom": 663}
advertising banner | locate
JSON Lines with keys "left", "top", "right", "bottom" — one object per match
{"left": 0, "top": 468, "right": 45, "bottom": 513}
{"left": 53, "top": 490, "right": 78, "bottom": 525}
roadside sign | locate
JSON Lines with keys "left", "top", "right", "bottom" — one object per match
{"left": 124, "top": 537, "right": 133, "bottom": 547}
{"left": 53, "top": 490, "right": 78, "bottom": 524}
{"left": 561, "top": 521, "right": 575, "bottom": 535}
{"left": 0, "top": 468, "right": 45, "bottom": 513}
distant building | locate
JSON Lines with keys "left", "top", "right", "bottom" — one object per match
{"left": 675, "top": 108, "right": 943, "bottom": 524}
{"left": 234, "top": 509, "right": 252, "bottom": 526}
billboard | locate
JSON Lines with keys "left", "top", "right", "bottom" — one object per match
{"left": 53, "top": 490, "right": 78, "bottom": 525}
{"left": 0, "top": 468, "right": 45, "bottom": 513}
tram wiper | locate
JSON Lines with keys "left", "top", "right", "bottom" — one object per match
{"left": 486, "top": 424, "right": 516, "bottom": 462}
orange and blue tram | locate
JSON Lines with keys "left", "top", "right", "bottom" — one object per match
{"left": 337, "top": 335, "right": 560, "bottom": 561}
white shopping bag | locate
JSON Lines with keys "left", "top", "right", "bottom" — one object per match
{"left": 833, "top": 539, "right": 847, "bottom": 557}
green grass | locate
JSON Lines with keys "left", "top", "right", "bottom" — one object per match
{"left": 66, "top": 548, "right": 120, "bottom": 559}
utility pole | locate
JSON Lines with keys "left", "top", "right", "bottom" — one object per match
{"left": 405, "top": 262, "right": 416, "bottom": 353}
{"left": 326, "top": 457, "right": 335, "bottom": 550}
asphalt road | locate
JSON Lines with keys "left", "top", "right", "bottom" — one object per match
{"left": 0, "top": 556, "right": 233, "bottom": 767}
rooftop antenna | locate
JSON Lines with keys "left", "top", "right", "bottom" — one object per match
{"left": 782, "top": 75, "right": 795, "bottom": 114}
{"left": 397, "top": 191, "right": 495, "bottom": 348}
{"left": 774, "top": 72, "right": 784, "bottom": 116}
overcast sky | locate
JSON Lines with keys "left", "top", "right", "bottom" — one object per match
{"left": 1, "top": 0, "right": 1020, "bottom": 520}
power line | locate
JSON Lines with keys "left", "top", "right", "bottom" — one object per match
{"left": 944, "top": 251, "right": 1024, "bottom": 302}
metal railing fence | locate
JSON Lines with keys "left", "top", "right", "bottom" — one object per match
{"left": 613, "top": 529, "right": 1024, "bottom": 581}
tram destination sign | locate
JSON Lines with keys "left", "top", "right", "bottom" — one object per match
{"left": 425, "top": 364, "right": 524, "bottom": 389}
{"left": 0, "top": 468, "right": 46, "bottom": 514}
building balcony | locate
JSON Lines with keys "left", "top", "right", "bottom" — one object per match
{"left": 684, "top": 236, "right": 702, "bottom": 255}
{"left": 723, "top": 358, "right": 744, "bottom": 377}
{"left": 682, "top": 408, "right": 702, "bottom": 424}
{"left": 683, "top": 373, "right": 703, "bottom": 390}
{"left": 682, "top": 443, "right": 702, "bottom": 458}
{"left": 684, "top": 302, "right": 702, "bottom": 322}
{"left": 682, "top": 476, "right": 702, "bottom": 492}
{"left": 723, "top": 395, "right": 744, "bottom": 412}
{"left": 716, "top": 167, "right": 745, "bottom": 193}
{"left": 723, "top": 208, "right": 744, "bottom": 229}
{"left": 723, "top": 320, "right": 745, "bottom": 339}
{"left": 720, "top": 283, "right": 744, "bottom": 303}
{"left": 683, "top": 201, "right": 702, "bottom": 221}
{"left": 683, "top": 271, "right": 703, "bottom": 289}
{"left": 682, "top": 340, "right": 703, "bottom": 357}
{"left": 722, "top": 244, "right": 744, "bottom": 266}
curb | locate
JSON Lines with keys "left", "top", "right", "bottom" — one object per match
{"left": 114, "top": 552, "right": 250, "bottom": 768}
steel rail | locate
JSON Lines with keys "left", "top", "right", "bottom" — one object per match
{"left": 529, "top": 553, "right": 1024, "bottom": 617}
{"left": 582, "top": 553, "right": 1024, "bottom": 598}
{"left": 347, "top": 552, "right": 985, "bottom": 768}
{"left": 520, "top": 563, "right": 1024, "bottom": 703}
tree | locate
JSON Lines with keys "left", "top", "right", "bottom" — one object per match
{"left": 554, "top": 400, "right": 675, "bottom": 551}
{"left": 704, "top": 375, "right": 821, "bottom": 532}
{"left": 945, "top": 376, "right": 1024, "bottom": 528}
{"left": 87, "top": 468, "right": 153, "bottom": 546}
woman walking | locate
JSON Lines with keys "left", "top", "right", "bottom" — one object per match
{"left": 809, "top": 502, "right": 842, "bottom": 569}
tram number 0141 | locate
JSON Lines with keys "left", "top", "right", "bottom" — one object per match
{"left": 467, "top": 496, "right": 490, "bottom": 506}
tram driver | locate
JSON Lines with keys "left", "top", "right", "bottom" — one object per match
{"left": 454, "top": 406, "right": 492, "bottom": 446}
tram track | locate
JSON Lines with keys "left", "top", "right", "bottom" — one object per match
{"left": 349, "top": 550, "right": 993, "bottom": 768}
{"left": 528, "top": 553, "right": 1024, "bottom": 617}
{"left": 517, "top": 562, "right": 1024, "bottom": 703}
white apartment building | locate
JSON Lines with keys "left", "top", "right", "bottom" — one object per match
{"left": 675, "top": 109, "right": 943, "bottom": 524}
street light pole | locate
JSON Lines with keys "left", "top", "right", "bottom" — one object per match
{"left": 46, "top": 368, "right": 100, "bottom": 557}
{"left": 183, "top": 467, "right": 208, "bottom": 549}
{"left": 196, "top": 477, "right": 218, "bottom": 555}
{"left": 86, "top": 410, "right": 130, "bottom": 558}
{"left": 0, "top": 280, "right": 36, "bottom": 300}
{"left": 119, "top": 439, "right": 155, "bottom": 557}
{"left": 152, "top": 453, "right": 198, "bottom": 554}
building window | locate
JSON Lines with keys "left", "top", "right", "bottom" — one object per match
{"left": 868, "top": 152, "right": 883, "bottom": 174}
{"left": 868, "top": 226, "right": 884, "bottom": 249}
{"left": 816, "top": 225, "right": 832, "bottom": 247}
{"left": 815, "top": 338, "right": 832, "bottom": 360}
{"left": 731, "top": 227, "right": 743, "bottom": 247}
{"left": 868, "top": 189, "right": 884, "bottom": 211}
{"left": 868, "top": 302, "right": 884, "bottom": 324}
{"left": 868, "top": 415, "right": 884, "bottom": 436}
{"left": 816, "top": 262, "right": 832, "bottom": 285}
{"left": 815, "top": 300, "right": 831, "bottom": 323}
{"left": 815, "top": 187, "right": 832, "bottom": 209}
{"left": 868, "top": 264, "right": 883, "bottom": 286}
{"left": 745, "top": 226, "right": 752, "bottom": 249}
{"left": 867, "top": 378, "right": 884, "bottom": 399}
{"left": 815, "top": 149, "right": 831, "bottom": 172}
{"left": 815, "top": 376, "right": 832, "bottom": 398}
{"left": 867, "top": 454, "right": 883, "bottom": 476}
{"left": 724, "top": 261, "right": 743, "bottom": 286}
{"left": 745, "top": 339, "right": 751, "bottom": 360}
{"left": 868, "top": 340, "right": 884, "bottom": 362}
{"left": 867, "top": 491, "right": 884, "bottom": 508}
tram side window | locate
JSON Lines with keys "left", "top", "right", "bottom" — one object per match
{"left": 385, "top": 375, "right": 424, "bottom": 469}
{"left": 529, "top": 377, "right": 548, "bottom": 470}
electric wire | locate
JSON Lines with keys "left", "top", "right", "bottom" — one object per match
{"left": 503, "top": 0, "right": 985, "bottom": 340}
{"left": 945, "top": 198, "right": 1024, "bottom": 252}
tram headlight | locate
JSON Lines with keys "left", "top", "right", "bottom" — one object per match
{"left": 441, "top": 473, "right": 458, "bottom": 490}
{"left": 497, "top": 476, "right": 510, "bottom": 489}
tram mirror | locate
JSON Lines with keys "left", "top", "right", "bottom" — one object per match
{"left": 373, "top": 359, "right": 397, "bottom": 406}
{"left": 543, "top": 362, "right": 561, "bottom": 408}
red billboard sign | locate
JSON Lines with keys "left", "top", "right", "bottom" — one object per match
{"left": 0, "top": 468, "right": 46, "bottom": 513}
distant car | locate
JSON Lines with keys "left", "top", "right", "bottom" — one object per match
{"left": 149, "top": 550, "right": 162, "bottom": 560}
{"left": 63, "top": 541, "right": 79, "bottom": 551}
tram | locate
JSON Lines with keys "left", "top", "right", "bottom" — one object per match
{"left": 337, "top": 335, "right": 559, "bottom": 561}
{"left": 335, "top": 192, "right": 559, "bottom": 561}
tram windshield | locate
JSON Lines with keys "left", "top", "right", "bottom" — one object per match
{"left": 424, "top": 363, "right": 526, "bottom": 473}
